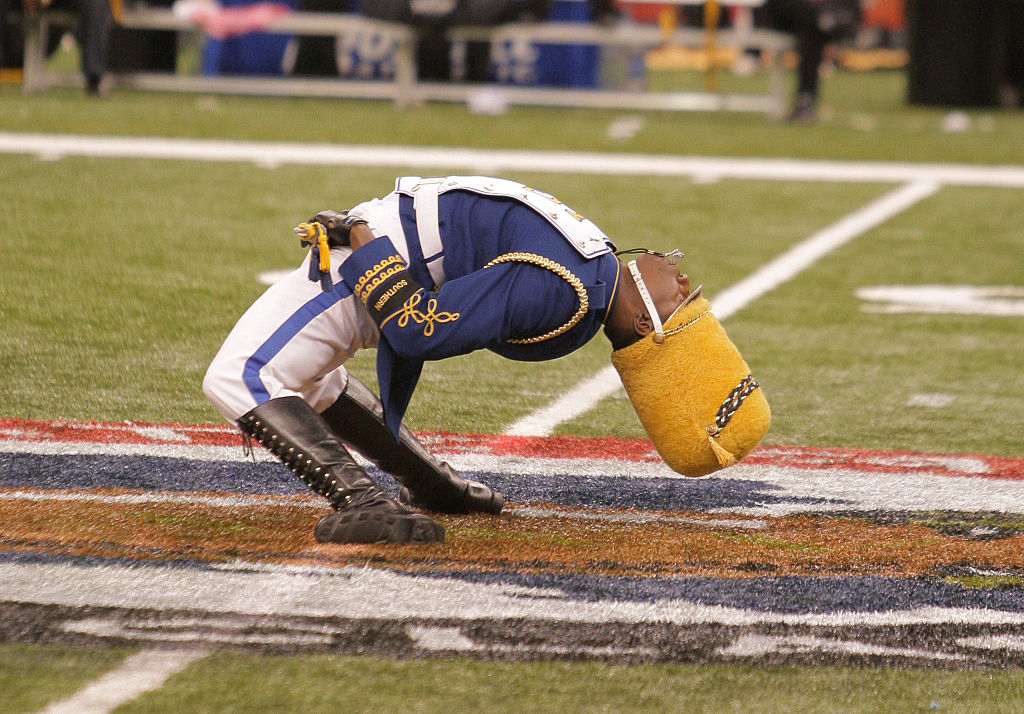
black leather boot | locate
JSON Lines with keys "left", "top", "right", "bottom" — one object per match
{"left": 321, "top": 377, "right": 503, "bottom": 515}
{"left": 238, "top": 397, "right": 444, "bottom": 544}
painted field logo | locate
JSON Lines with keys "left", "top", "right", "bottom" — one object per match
{"left": 3, "top": 417, "right": 1024, "bottom": 667}
{"left": 857, "top": 285, "right": 1024, "bottom": 316}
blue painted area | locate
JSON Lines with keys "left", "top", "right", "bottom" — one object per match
{"left": 430, "top": 569, "right": 1024, "bottom": 614}
{"left": 477, "top": 472, "right": 839, "bottom": 512}
{"left": 0, "top": 452, "right": 839, "bottom": 512}
{"left": 2, "top": 445, "right": 1019, "bottom": 616}
{"left": 0, "top": 453, "right": 304, "bottom": 495}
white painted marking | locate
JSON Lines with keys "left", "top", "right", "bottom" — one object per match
{"left": 605, "top": 115, "right": 646, "bottom": 141}
{"left": 63, "top": 616, "right": 333, "bottom": 646}
{"left": 857, "top": 285, "right": 1024, "bottom": 316}
{"left": 37, "top": 648, "right": 207, "bottom": 714}
{"left": 3, "top": 488, "right": 319, "bottom": 510}
{"left": 714, "top": 463, "right": 1024, "bottom": 517}
{"left": 716, "top": 633, "right": 966, "bottom": 661}
{"left": 68, "top": 421, "right": 238, "bottom": 435}
{"left": 907, "top": 393, "right": 956, "bottom": 408}
{"left": 957, "top": 634, "right": 1024, "bottom": 652}
{"left": 6, "top": 560, "right": 1024, "bottom": 629}
{"left": 372, "top": 623, "right": 661, "bottom": 658}
{"left": 409, "top": 626, "right": 656, "bottom": 658}
{"left": 129, "top": 426, "right": 189, "bottom": 442}
{"left": 507, "top": 181, "right": 941, "bottom": 436}
{"left": 504, "top": 365, "right": 623, "bottom": 436}
{"left": 407, "top": 625, "right": 481, "bottom": 651}
{"left": 710, "top": 181, "right": 941, "bottom": 320}
{"left": 497, "top": 642, "right": 657, "bottom": 658}
{"left": 65, "top": 618, "right": 658, "bottom": 658}
{"left": 0, "top": 438, "right": 273, "bottom": 463}
{"left": 941, "top": 111, "right": 971, "bottom": 134}
{"left": 5, "top": 133, "right": 1024, "bottom": 187}
{"left": 0, "top": 432, "right": 1000, "bottom": 479}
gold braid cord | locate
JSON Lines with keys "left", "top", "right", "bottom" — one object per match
{"left": 485, "top": 252, "right": 590, "bottom": 344}
{"left": 661, "top": 308, "right": 711, "bottom": 341}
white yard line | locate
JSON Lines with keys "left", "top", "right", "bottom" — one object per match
{"left": 3, "top": 132, "right": 1024, "bottom": 187}
{"left": 37, "top": 648, "right": 208, "bottom": 714}
{"left": 709, "top": 180, "right": 941, "bottom": 318}
{"left": 507, "top": 180, "right": 941, "bottom": 436}
{"left": 505, "top": 367, "right": 625, "bottom": 436}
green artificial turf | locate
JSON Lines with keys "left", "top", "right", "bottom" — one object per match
{"left": 3, "top": 69, "right": 1024, "bottom": 165}
{"left": 2, "top": 152, "right": 1021, "bottom": 453}
{"left": 112, "top": 651, "right": 1024, "bottom": 714}
{"left": 0, "top": 643, "right": 131, "bottom": 714}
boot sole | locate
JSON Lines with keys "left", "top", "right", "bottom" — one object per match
{"left": 315, "top": 510, "right": 444, "bottom": 545}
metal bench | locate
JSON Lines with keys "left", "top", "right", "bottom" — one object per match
{"left": 447, "top": 18, "right": 794, "bottom": 113}
{"left": 19, "top": 3, "right": 794, "bottom": 114}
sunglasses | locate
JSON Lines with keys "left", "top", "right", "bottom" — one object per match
{"left": 617, "top": 248, "right": 702, "bottom": 344}
{"left": 614, "top": 248, "right": 685, "bottom": 265}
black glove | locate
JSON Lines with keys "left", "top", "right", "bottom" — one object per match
{"left": 301, "top": 210, "right": 368, "bottom": 248}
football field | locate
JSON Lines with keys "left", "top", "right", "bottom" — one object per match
{"left": 2, "top": 79, "right": 1024, "bottom": 711}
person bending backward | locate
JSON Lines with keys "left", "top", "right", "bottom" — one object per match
{"left": 204, "top": 177, "right": 771, "bottom": 545}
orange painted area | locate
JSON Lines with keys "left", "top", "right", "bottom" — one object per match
{"left": 3, "top": 492, "right": 1023, "bottom": 578}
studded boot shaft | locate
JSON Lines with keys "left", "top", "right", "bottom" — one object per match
{"left": 321, "top": 376, "right": 503, "bottom": 515}
{"left": 237, "top": 397, "right": 443, "bottom": 544}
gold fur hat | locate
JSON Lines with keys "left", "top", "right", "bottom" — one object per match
{"left": 611, "top": 291, "right": 771, "bottom": 477}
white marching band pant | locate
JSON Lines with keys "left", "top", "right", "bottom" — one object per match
{"left": 203, "top": 192, "right": 415, "bottom": 423}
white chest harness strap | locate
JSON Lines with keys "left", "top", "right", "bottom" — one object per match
{"left": 411, "top": 178, "right": 447, "bottom": 289}
{"left": 400, "top": 175, "right": 614, "bottom": 293}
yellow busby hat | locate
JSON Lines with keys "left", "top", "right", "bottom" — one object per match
{"left": 611, "top": 290, "right": 771, "bottom": 477}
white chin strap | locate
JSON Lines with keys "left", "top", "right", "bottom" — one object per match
{"left": 627, "top": 259, "right": 665, "bottom": 343}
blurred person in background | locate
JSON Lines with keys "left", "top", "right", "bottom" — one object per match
{"left": 355, "top": 0, "right": 615, "bottom": 81}
{"left": 0, "top": 0, "right": 113, "bottom": 94}
{"left": 761, "top": 0, "right": 862, "bottom": 120}
{"left": 359, "top": 0, "right": 550, "bottom": 81}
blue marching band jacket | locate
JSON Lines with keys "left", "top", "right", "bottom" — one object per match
{"left": 339, "top": 176, "right": 623, "bottom": 435}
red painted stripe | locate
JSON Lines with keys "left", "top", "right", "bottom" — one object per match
{"left": 2, "top": 416, "right": 1022, "bottom": 479}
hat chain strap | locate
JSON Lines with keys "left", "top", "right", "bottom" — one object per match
{"left": 659, "top": 307, "right": 711, "bottom": 342}
{"left": 484, "top": 252, "right": 589, "bottom": 345}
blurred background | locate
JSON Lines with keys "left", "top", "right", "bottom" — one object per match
{"left": 3, "top": 0, "right": 1022, "bottom": 115}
